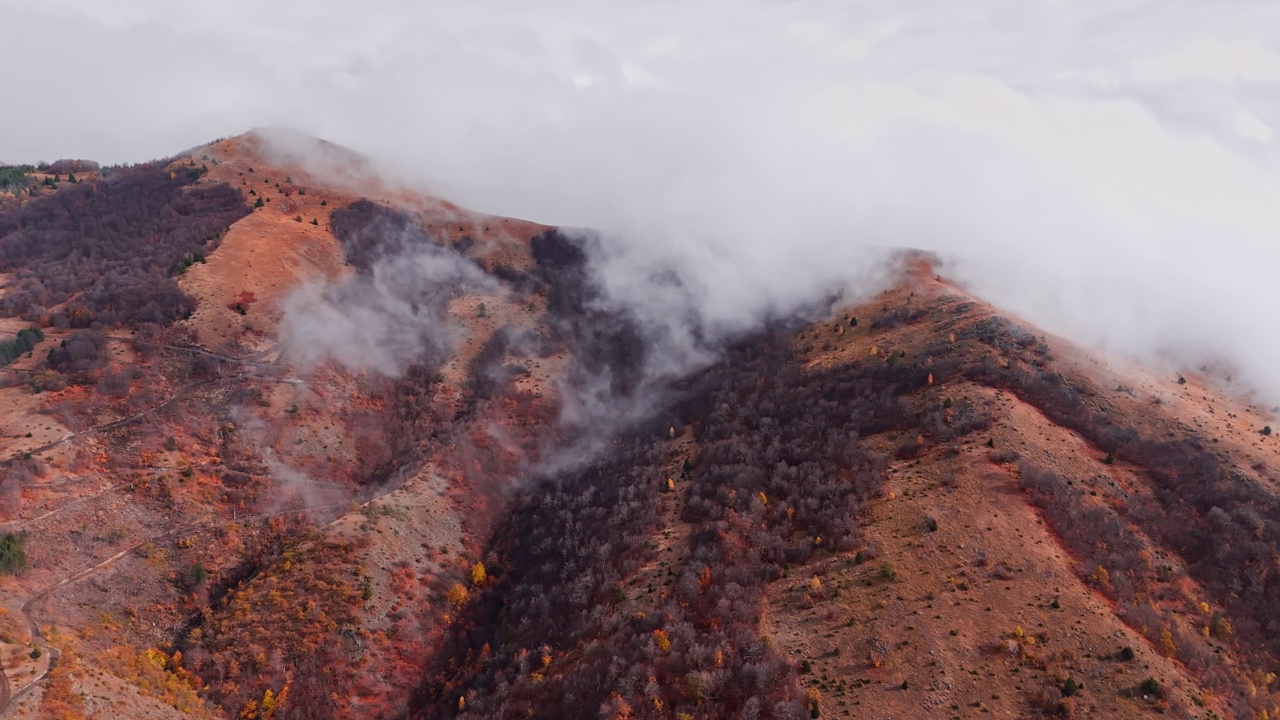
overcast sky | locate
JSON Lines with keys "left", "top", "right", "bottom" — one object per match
{"left": 4, "top": 1, "right": 1280, "bottom": 400}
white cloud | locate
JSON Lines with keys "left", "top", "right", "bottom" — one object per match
{"left": 279, "top": 240, "right": 497, "bottom": 377}
{"left": 4, "top": 0, "right": 1280, "bottom": 399}
{"left": 1229, "top": 109, "right": 1274, "bottom": 142}
{"left": 1134, "top": 38, "right": 1280, "bottom": 84}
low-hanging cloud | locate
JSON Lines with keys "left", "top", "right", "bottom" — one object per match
{"left": 6, "top": 1, "right": 1280, "bottom": 400}
{"left": 279, "top": 241, "right": 497, "bottom": 376}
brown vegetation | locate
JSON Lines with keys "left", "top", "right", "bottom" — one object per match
{"left": 1, "top": 133, "right": 1276, "bottom": 720}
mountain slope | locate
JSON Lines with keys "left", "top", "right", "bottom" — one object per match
{"left": 0, "top": 132, "right": 1275, "bottom": 720}
{"left": 769, "top": 266, "right": 1280, "bottom": 719}
{"left": 407, "top": 257, "right": 1279, "bottom": 720}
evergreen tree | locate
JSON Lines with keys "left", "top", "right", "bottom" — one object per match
{"left": 0, "top": 533, "right": 27, "bottom": 575}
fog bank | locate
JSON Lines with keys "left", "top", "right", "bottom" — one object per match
{"left": 6, "top": 1, "right": 1280, "bottom": 400}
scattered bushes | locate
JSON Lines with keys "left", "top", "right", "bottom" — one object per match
{"left": 96, "top": 369, "right": 133, "bottom": 397}
{"left": 46, "top": 329, "right": 108, "bottom": 377}
{"left": 870, "top": 306, "right": 927, "bottom": 329}
{"left": 1140, "top": 677, "right": 1162, "bottom": 697}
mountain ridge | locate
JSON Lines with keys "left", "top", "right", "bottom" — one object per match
{"left": 0, "top": 130, "right": 1274, "bottom": 719}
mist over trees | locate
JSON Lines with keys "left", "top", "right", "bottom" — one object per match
{"left": 0, "top": 129, "right": 1271, "bottom": 717}
{"left": 525, "top": 229, "right": 649, "bottom": 401}
{"left": 415, "top": 317, "right": 985, "bottom": 718}
{"left": 330, "top": 199, "right": 444, "bottom": 271}
{"left": 280, "top": 199, "right": 498, "bottom": 377}
{"left": 0, "top": 162, "right": 248, "bottom": 327}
